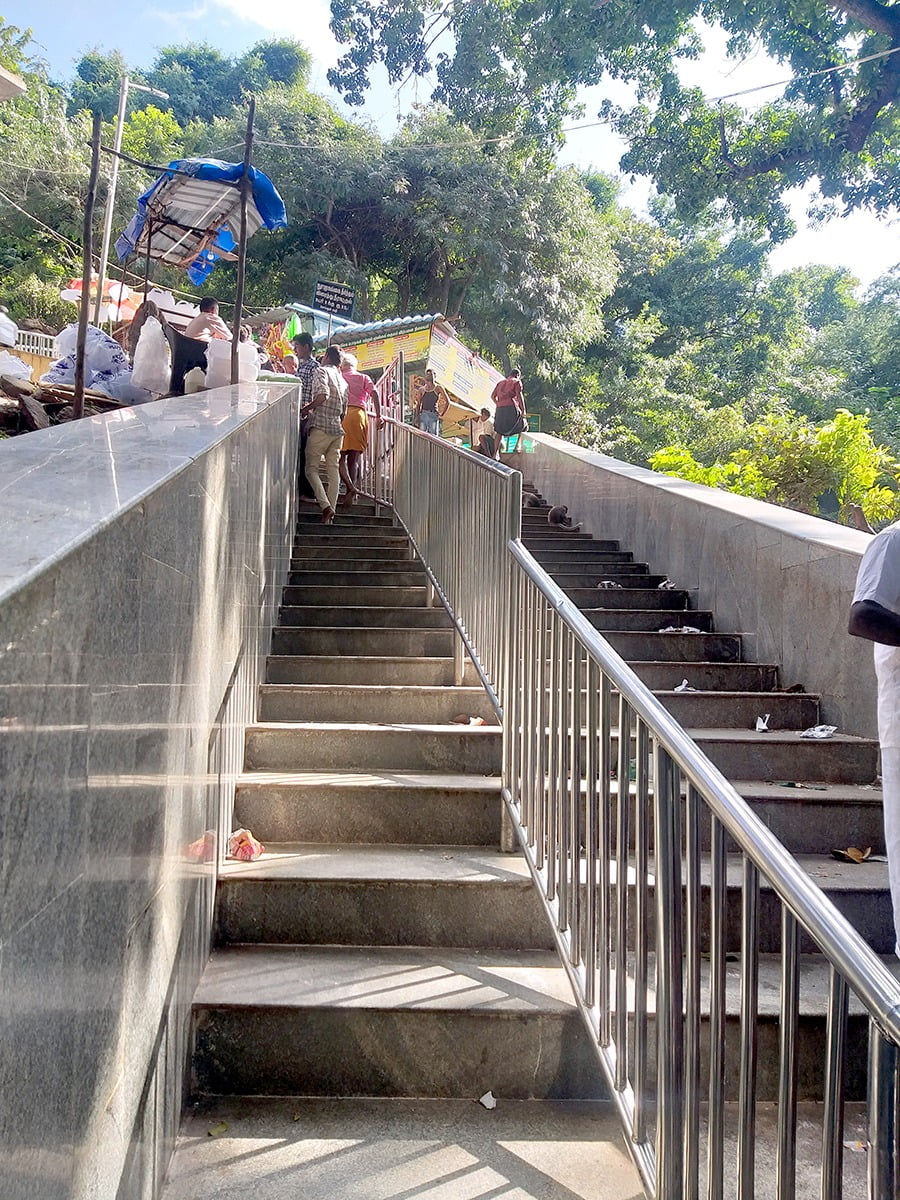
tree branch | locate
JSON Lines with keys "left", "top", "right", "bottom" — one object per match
{"left": 828, "top": 0, "right": 900, "bottom": 39}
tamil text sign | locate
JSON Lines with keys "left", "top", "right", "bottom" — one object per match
{"left": 314, "top": 280, "right": 355, "bottom": 318}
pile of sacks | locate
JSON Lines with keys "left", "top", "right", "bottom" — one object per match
{"left": 40, "top": 324, "right": 154, "bottom": 405}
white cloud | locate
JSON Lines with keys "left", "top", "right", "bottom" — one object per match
{"left": 209, "top": 0, "right": 341, "bottom": 77}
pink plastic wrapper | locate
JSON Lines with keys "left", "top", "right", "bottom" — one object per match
{"left": 227, "top": 828, "right": 265, "bottom": 861}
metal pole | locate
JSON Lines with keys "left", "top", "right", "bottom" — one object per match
{"left": 94, "top": 76, "right": 128, "bottom": 325}
{"left": 74, "top": 111, "right": 102, "bottom": 420}
{"left": 94, "top": 77, "right": 168, "bottom": 325}
{"left": 231, "top": 96, "right": 255, "bottom": 386}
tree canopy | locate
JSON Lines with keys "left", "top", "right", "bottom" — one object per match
{"left": 328, "top": 0, "right": 900, "bottom": 236}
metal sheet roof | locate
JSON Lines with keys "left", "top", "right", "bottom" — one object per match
{"left": 115, "top": 158, "right": 286, "bottom": 285}
{"left": 314, "top": 314, "right": 439, "bottom": 347}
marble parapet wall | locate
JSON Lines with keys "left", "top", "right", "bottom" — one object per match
{"left": 527, "top": 434, "right": 876, "bottom": 739}
{"left": 0, "top": 383, "right": 299, "bottom": 1199}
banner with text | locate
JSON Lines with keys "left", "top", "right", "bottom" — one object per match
{"left": 427, "top": 323, "right": 504, "bottom": 413}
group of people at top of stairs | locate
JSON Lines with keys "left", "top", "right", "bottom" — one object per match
{"left": 412, "top": 366, "right": 528, "bottom": 456}
{"left": 850, "top": 524, "right": 900, "bottom": 963}
{"left": 292, "top": 334, "right": 382, "bottom": 525}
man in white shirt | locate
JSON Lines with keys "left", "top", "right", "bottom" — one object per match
{"left": 183, "top": 297, "right": 232, "bottom": 342}
{"left": 849, "top": 520, "right": 900, "bottom": 956}
{"left": 472, "top": 407, "right": 498, "bottom": 458}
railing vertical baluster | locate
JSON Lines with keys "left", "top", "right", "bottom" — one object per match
{"left": 615, "top": 694, "right": 631, "bottom": 1092}
{"left": 598, "top": 673, "right": 613, "bottom": 1047}
{"left": 821, "top": 967, "right": 848, "bottom": 1200}
{"left": 521, "top": 579, "right": 536, "bottom": 837}
{"left": 557, "top": 626, "right": 572, "bottom": 928}
{"left": 738, "top": 858, "right": 760, "bottom": 1200}
{"left": 707, "top": 817, "right": 727, "bottom": 1200}
{"left": 632, "top": 717, "right": 650, "bottom": 1146}
{"left": 653, "top": 744, "right": 684, "bottom": 1199}
{"left": 568, "top": 638, "right": 583, "bottom": 959}
{"left": 547, "top": 615, "right": 563, "bottom": 903}
{"left": 534, "top": 594, "right": 548, "bottom": 871}
{"left": 868, "top": 1023, "right": 898, "bottom": 1200}
{"left": 683, "top": 784, "right": 701, "bottom": 1200}
{"left": 584, "top": 656, "right": 600, "bottom": 1015}
{"left": 777, "top": 907, "right": 800, "bottom": 1200}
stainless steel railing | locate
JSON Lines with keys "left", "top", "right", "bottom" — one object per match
{"left": 370, "top": 393, "right": 900, "bottom": 1199}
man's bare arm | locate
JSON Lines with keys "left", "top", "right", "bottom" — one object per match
{"left": 848, "top": 599, "right": 900, "bottom": 645}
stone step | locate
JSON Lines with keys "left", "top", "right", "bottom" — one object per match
{"left": 295, "top": 513, "right": 399, "bottom": 530}
{"left": 258, "top": 683, "right": 495, "bottom": 724}
{"left": 523, "top": 535, "right": 616, "bottom": 550}
{"left": 629, "top": 727, "right": 877, "bottom": 784}
{"left": 191, "top": 945, "right": 602, "bottom": 1099}
{"left": 277, "top": 605, "right": 453, "bottom": 629}
{"left": 626, "top": 954, "right": 893, "bottom": 1101}
{"left": 549, "top": 570, "right": 669, "bottom": 589}
{"left": 605, "top": 778, "right": 884, "bottom": 857}
{"left": 630, "top": 660, "right": 780, "bottom": 691}
{"left": 293, "top": 532, "right": 409, "bottom": 549}
{"left": 581, "top": 608, "right": 715, "bottom": 633}
{"left": 290, "top": 543, "right": 412, "bottom": 561}
{"left": 655, "top": 689, "right": 819, "bottom": 729}
{"left": 162, "top": 1097, "right": 642, "bottom": 1200}
{"left": 603, "top": 630, "right": 742, "bottom": 662}
{"left": 546, "top": 560, "right": 651, "bottom": 576}
{"left": 271, "top": 626, "right": 454, "bottom": 658}
{"left": 215, "top": 844, "right": 551, "bottom": 950}
{"left": 565, "top": 587, "right": 692, "bottom": 610}
{"left": 245, "top": 721, "right": 502, "bottom": 773}
{"left": 282, "top": 584, "right": 427, "bottom": 607}
{"left": 234, "top": 769, "right": 502, "bottom": 844}
{"left": 524, "top": 548, "right": 635, "bottom": 563}
{"left": 674, "top": 855, "right": 893, "bottom": 956}
{"left": 267, "top": 655, "right": 476, "bottom": 686}
{"left": 288, "top": 568, "right": 427, "bottom": 588}
{"left": 730, "top": 780, "right": 885, "bottom": 855}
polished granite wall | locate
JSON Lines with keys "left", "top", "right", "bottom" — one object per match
{"left": 527, "top": 434, "right": 876, "bottom": 739}
{"left": 0, "top": 383, "right": 299, "bottom": 1199}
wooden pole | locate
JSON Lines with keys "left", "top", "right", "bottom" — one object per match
{"left": 231, "top": 96, "right": 255, "bottom": 386}
{"left": 74, "top": 111, "right": 102, "bottom": 420}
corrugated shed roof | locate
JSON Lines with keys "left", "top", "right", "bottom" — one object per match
{"left": 314, "top": 314, "right": 440, "bottom": 347}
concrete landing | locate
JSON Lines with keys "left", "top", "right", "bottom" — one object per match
{"left": 162, "top": 1097, "right": 644, "bottom": 1200}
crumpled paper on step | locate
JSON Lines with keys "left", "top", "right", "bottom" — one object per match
{"left": 799, "top": 724, "right": 837, "bottom": 739}
{"left": 227, "top": 828, "right": 265, "bottom": 861}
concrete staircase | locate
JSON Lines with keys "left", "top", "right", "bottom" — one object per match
{"left": 163, "top": 500, "right": 641, "bottom": 1200}
{"left": 164, "top": 486, "right": 893, "bottom": 1198}
{"left": 520, "top": 489, "right": 892, "bottom": 1105}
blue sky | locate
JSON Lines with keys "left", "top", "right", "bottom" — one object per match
{"left": 5, "top": 0, "right": 898, "bottom": 287}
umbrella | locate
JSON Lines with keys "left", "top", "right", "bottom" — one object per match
{"left": 60, "top": 276, "right": 139, "bottom": 322}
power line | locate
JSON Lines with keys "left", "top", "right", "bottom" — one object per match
{"left": 711, "top": 42, "right": 900, "bottom": 103}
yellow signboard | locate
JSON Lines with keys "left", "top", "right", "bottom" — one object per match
{"left": 427, "top": 322, "right": 504, "bottom": 412}
{"left": 347, "top": 326, "right": 432, "bottom": 372}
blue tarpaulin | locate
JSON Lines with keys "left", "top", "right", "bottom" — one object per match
{"left": 115, "top": 158, "right": 287, "bottom": 285}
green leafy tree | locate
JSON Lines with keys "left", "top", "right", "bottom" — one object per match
{"left": 0, "top": 17, "right": 32, "bottom": 74}
{"left": 651, "top": 409, "right": 900, "bottom": 522}
{"left": 328, "top": 0, "right": 900, "bottom": 234}
{"left": 68, "top": 50, "right": 133, "bottom": 118}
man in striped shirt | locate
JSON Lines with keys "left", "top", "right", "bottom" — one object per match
{"left": 303, "top": 344, "right": 348, "bottom": 524}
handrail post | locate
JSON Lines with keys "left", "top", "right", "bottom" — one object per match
{"left": 868, "top": 1024, "right": 898, "bottom": 1199}
{"left": 654, "top": 743, "right": 684, "bottom": 1198}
